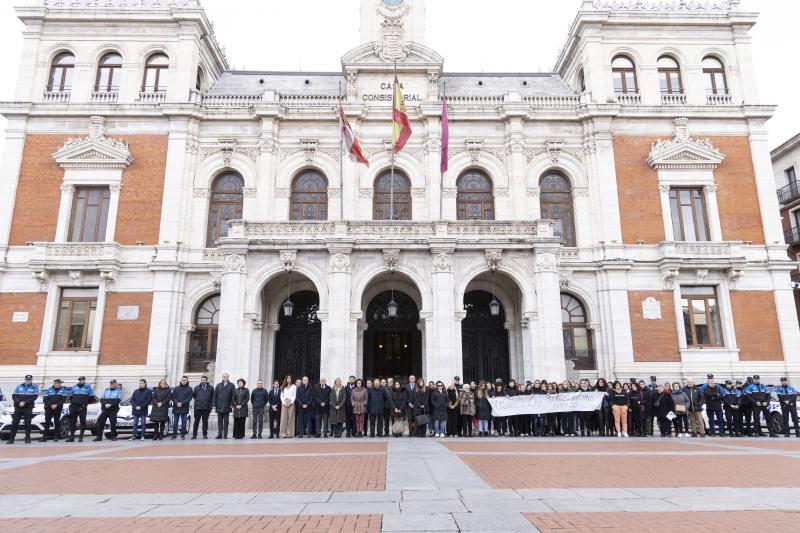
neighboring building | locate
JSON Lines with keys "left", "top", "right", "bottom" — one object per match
{"left": 0, "top": 0, "right": 798, "bottom": 391}
{"left": 771, "top": 132, "right": 800, "bottom": 324}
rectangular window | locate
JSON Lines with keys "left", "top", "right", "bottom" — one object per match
{"left": 53, "top": 288, "right": 98, "bottom": 351}
{"left": 681, "top": 286, "right": 723, "bottom": 348}
{"left": 787, "top": 166, "right": 797, "bottom": 185}
{"left": 69, "top": 187, "right": 110, "bottom": 242}
{"left": 669, "top": 187, "right": 709, "bottom": 241}
{"left": 793, "top": 209, "right": 800, "bottom": 230}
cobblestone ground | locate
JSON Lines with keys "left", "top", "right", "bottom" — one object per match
{"left": 0, "top": 436, "right": 798, "bottom": 532}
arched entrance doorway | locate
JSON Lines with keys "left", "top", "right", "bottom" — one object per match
{"left": 363, "top": 290, "right": 422, "bottom": 380}
{"left": 461, "top": 290, "right": 510, "bottom": 383}
{"left": 273, "top": 290, "right": 322, "bottom": 382}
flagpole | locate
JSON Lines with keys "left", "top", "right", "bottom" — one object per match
{"left": 339, "top": 80, "right": 344, "bottom": 221}
{"left": 390, "top": 61, "right": 397, "bottom": 221}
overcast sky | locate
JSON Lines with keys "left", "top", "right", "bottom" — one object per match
{"left": 0, "top": 0, "right": 797, "bottom": 165}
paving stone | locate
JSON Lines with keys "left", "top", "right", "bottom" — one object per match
{"left": 381, "top": 513, "right": 458, "bottom": 531}
{"left": 399, "top": 499, "right": 467, "bottom": 513}
{"left": 302, "top": 501, "right": 400, "bottom": 515}
{"left": 104, "top": 493, "right": 199, "bottom": 505}
{"left": 516, "top": 489, "right": 579, "bottom": 500}
{"left": 249, "top": 491, "right": 331, "bottom": 503}
{"left": 190, "top": 492, "right": 256, "bottom": 504}
{"left": 329, "top": 490, "right": 401, "bottom": 502}
{"left": 541, "top": 498, "right": 622, "bottom": 513}
{"left": 207, "top": 502, "right": 305, "bottom": 516}
{"left": 462, "top": 498, "right": 551, "bottom": 513}
{"left": 452, "top": 511, "right": 538, "bottom": 531}
{"left": 459, "top": 488, "right": 522, "bottom": 500}
{"left": 570, "top": 488, "right": 642, "bottom": 499}
{"left": 401, "top": 490, "right": 460, "bottom": 501}
{"left": 614, "top": 498, "right": 685, "bottom": 512}
{"left": 138, "top": 504, "right": 222, "bottom": 517}
{"left": 663, "top": 497, "right": 775, "bottom": 511}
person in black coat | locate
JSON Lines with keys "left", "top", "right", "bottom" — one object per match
{"left": 267, "top": 380, "right": 282, "bottom": 438}
{"left": 475, "top": 381, "right": 492, "bottom": 437}
{"left": 170, "top": 376, "right": 193, "bottom": 440}
{"left": 192, "top": 375, "right": 214, "bottom": 439}
{"left": 42, "top": 379, "right": 67, "bottom": 442}
{"left": 129, "top": 379, "right": 153, "bottom": 441}
{"left": 430, "top": 382, "right": 448, "bottom": 438}
{"left": 651, "top": 385, "right": 675, "bottom": 437}
{"left": 413, "top": 379, "right": 430, "bottom": 438}
{"left": 296, "top": 376, "right": 315, "bottom": 437}
{"left": 367, "top": 379, "right": 385, "bottom": 438}
{"left": 150, "top": 380, "right": 171, "bottom": 440}
{"left": 314, "top": 378, "right": 332, "bottom": 437}
{"left": 446, "top": 383, "right": 459, "bottom": 437}
{"left": 703, "top": 375, "right": 725, "bottom": 436}
{"left": 214, "top": 373, "right": 235, "bottom": 439}
{"left": 345, "top": 375, "right": 356, "bottom": 438}
{"left": 389, "top": 381, "right": 407, "bottom": 437}
{"left": 232, "top": 379, "right": 250, "bottom": 440}
{"left": 250, "top": 380, "right": 269, "bottom": 439}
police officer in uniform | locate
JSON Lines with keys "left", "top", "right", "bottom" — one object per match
{"left": 735, "top": 380, "right": 751, "bottom": 436}
{"left": 745, "top": 375, "right": 776, "bottom": 438}
{"left": 702, "top": 374, "right": 725, "bottom": 436}
{"left": 93, "top": 379, "right": 121, "bottom": 441}
{"left": 7, "top": 375, "right": 39, "bottom": 444}
{"left": 42, "top": 379, "right": 67, "bottom": 442}
{"left": 66, "top": 376, "right": 94, "bottom": 442}
{"left": 775, "top": 377, "right": 798, "bottom": 438}
{"left": 722, "top": 379, "right": 742, "bottom": 437}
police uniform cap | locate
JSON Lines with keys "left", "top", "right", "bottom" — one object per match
{"left": 110, "top": 379, "right": 117, "bottom": 384}
{"left": 724, "top": 379, "right": 732, "bottom": 385}
{"left": 781, "top": 377, "right": 788, "bottom": 382}
{"left": 78, "top": 376, "right": 86, "bottom": 381}
{"left": 24, "top": 374, "right": 33, "bottom": 380}
{"left": 735, "top": 380, "right": 742, "bottom": 384}
{"left": 753, "top": 374, "right": 761, "bottom": 380}
{"left": 707, "top": 374, "right": 714, "bottom": 379}
{"left": 53, "top": 379, "right": 63, "bottom": 384}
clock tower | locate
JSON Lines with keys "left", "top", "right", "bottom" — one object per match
{"left": 360, "top": 0, "right": 426, "bottom": 50}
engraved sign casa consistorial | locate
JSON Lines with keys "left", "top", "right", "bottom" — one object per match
{"left": 642, "top": 297, "right": 662, "bottom": 320}
{"left": 362, "top": 80, "right": 422, "bottom": 104}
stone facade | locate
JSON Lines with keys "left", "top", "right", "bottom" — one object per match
{"left": 771, "top": 132, "right": 800, "bottom": 324}
{"left": 0, "top": 0, "right": 798, "bottom": 390}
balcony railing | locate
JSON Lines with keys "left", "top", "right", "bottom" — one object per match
{"left": 615, "top": 93, "right": 641, "bottom": 105}
{"left": 138, "top": 91, "right": 166, "bottom": 104}
{"left": 523, "top": 95, "right": 581, "bottom": 108}
{"left": 777, "top": 181, "right": 800, "bottom": 205}
{"left": 661, "top": 93, "right": 687, "bottom": 105}
{"left": 786, "top": 227, "right": 800, "bottom": 247}
{"left": 42, "top": 90, "right": 71, "bottom": 103}
{"left": 564, "top": 349, "right": 597, "bottom": 371}
{"left": 706, "top": 92, "right": 734, "bottom": 105}
{"left": 91, "top": 90, "right": 118, "bottom": 103}
{"left": 185, "top": 351, "right": 216, "bottom": 373}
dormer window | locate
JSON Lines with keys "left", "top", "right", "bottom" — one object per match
{"left": 48, "top": 52, "right": 75, "bottom": 92}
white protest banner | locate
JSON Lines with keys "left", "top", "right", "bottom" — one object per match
{"left": 486, "top": 392, "right": 606, "bottom": 417}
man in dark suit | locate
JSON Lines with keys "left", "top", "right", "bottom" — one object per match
{"left": 214, "top": 373, "right": 234, "bottom": 439}
{"left": 267, "top": 380, "right": 282, "bottom": 438}
{"left": 345, "top": 375, "right": 356, "bottom": 438}
{"left": 296, "top": 376, "right": 315, "bottom": 438}
{"left": 192, "top": 375, "right": 214, "bottom": 439}
{"left": 314, "top": 377, "right": 332, "bottom": 438}
{"left": 405, "top": 374, "right": 416, "bottom": 436}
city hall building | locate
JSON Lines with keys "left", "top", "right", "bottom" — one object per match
{"left": 0, "top": 0, "right": 797, "bottom": 390}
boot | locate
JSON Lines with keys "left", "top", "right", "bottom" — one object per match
{"left": 93, "top": 436, "right": 102, "bottom": 442}
{"left": 40, "top": 434, "right": 47, "bottom": 443}
{"left": 6, "top": 432, "right": 15, "bottom": 444}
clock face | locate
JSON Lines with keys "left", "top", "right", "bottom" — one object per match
{"left": 382, "top": 0, "right": 404, "bottom": 7}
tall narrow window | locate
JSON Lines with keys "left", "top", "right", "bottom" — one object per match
{"left": 142, "top": 53, "right": 169, "bottom": 93}
{"left": 561, "top": 293, "right": 595, "bottom": 370}
{"left": 787, "top": 166, "right": 797, "bottom": 185}
{"left": 69, "top": 187, "right": 111, "bottom": 243}
{"left": 195, "top": 66, "right": 204, "bottom": 92}
{"left": 187, "top": 294, "right": 219, "bottom": 372}
{"left": 611, "top": 55, "right": 638, "bottom": 95}
{"left": 207, "top": 172, "right": 244, "bottom": 247}
{"left": 657, "top": 56, "right": 683, "bottom": 94}
{"left": 702, "top": 56, "right": 728, "bottom": 96}
{"left": 456, "top": 170, "right": 494, "bottom": 221}
{"left": 54, "top": 288, "right": 98, "bottom": 351}
{"left": 290, "top": 170, "right": 328, "bottom": 221}
{"left": 373, "top": 171, "right": 411, "bottom": 221}
{"left": 669, "top": 187, "right": 709, "bottom": 242}
{"left": 540, "top": 172, "right": 576, "bottom": 246}
{"left": 48, "top": 52, "right": 75, "bottom": 92}
{"left": 95, "top": 52, "right": 122, "bottom": 93}
{"left": 681, "top": 286, "right": 723, "bottom": 347}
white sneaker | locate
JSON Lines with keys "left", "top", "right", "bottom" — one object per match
{"left": 617, "top": 432, "right": 623, "bottom": 438}
{"left": 623, "top": 432, "right": 629, "bottom": 437}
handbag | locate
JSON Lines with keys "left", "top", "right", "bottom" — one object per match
{"left": 392, "top": 419, "right": 407, "bottom": 435}
{"left": 675, "top": 404, "right": 686, "bottom": 413}
{"left": 415, "top": 414, "right": 429, "bottom": 426}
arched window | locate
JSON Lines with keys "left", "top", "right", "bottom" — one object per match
{"left": 207, "top": 172, "right": 244, "bottom": 247}
{"left": 657, "top": 56, "right": 683, "bottom": 95}
{"left": 290, "top": 170, "right": 328, "bottom": 221}
{"left": 456, "top": 170, "right": 495, "bottom": 220}
{"left": 195, "top": 66, "right": 204, "bottom": 92}
{"left": 561, "top": 293, "right": 595, "bottom": 370}
{"left": 187, "top": 294, "right": 220, "bottom": 372}
{"left": 540, "top": 172, "right": 576, "bottom": 246}
{"left": 577, "top": 68, "right": 586, "bottom": 93}
{"left": 95, "top": 52, "right": 122, "bottom": 93}
{"left": 702, "top": 56, "right": 728, "bottom": 96}
{"left": 373, "top": 170, "right": 411, "bottom": 220}
{"left": 611, "top": 55, "right": 638, "bottom": 95}
{"left": 142, "top": 53, "right": 169, "bottom": 93}
{"left": 48, "top": 52, "right": 75, "bottom": 92}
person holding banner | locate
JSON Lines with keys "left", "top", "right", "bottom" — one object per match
{"left": 559, "top": 381, "right": 576, "bottom": 437}
{"left": 506, "top": 379, "right": 520, "bottom": 437}
{"left": 490, "top": 380, "right": 508, "bottom": 436}
{"left": 609, "top": 381, "right": 630, "bottom": 437}
{"left": 545, "top": 382, "right": 560, "bottom": 436}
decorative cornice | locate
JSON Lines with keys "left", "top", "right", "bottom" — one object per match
{"left": 43, "top": 0, "right": 202, "bottom": 7}
{"left": 647, "top": 117, "right": 725, "bottom": 171}
{"left": 52, "top": 116, "right": 133, "bottom": 170}
{"left": 588, "top": 0, "right": 740, "bottom": 12}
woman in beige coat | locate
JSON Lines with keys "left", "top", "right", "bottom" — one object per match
{"left": 350, "top": 379, "right": 368, "bottom": 438}
{"left": 459, "top": 384, "right": 476, "bottom": 437}
{"left": 279, "top": 375, "right": 296, "bottom": 438}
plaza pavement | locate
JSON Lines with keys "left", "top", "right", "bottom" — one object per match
{"left": 0, "top": 436, "right": 799, "bottom": 532}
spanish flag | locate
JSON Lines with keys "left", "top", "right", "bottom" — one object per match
{"left": 392, "top": 75, "right": 412, "bottom": 153}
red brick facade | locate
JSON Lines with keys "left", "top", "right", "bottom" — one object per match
{"left": 627, "top": 291, "right": 681, "bottom": 362}
{"left": 730, "top": 291, "right": 784, "bottom": 361}
{"left": 99, "top": 292, "right": 153, "bottom": 365}
{"left": 0, "top": 293, "right": 47, "bottom": 365}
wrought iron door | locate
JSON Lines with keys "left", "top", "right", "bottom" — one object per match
{"left": 273, "top": 291, "right": 322, "bottom": 382}
{"left": 461, "top": 290, "right": 510, "bottom": 383}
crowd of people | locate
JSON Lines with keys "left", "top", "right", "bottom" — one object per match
{"left": 4, "top": 372, "right": 798, "bottom": 444}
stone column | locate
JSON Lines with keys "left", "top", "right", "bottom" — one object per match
{"left": 215, "top": 251, "right": 249, "bottom": 382}
{"left": 157, "top": 117, "right": 190, "bottom": 245}
{"left": 54, "top": 184, "right": 75, "bottom": 243}
{"left": 323, "top": 247, "right": 354, "bottom": 381}
{"left": 428, "top": 248, "right": 458, "bottom": 380}
{"left": 257, "top": 125, "right": 277, "bottom": 221}
{"left": 105, "top": 184, "right": 122, "bottom": 243}
{"left": 505, "top": 120, "right": 527, "bottom": 220}
{"left": 423, "top": 121, "right": 442, "bottom": 220}
{"left": 588, "top": 118, "right": 623, "bottom": 243}
{"left": 0, "top": 120, "right": 26, "bottom": 253}
{"left": 596, "top": 264, "right": 635, "bottom": 380}
{"left": 532, "top": 248, "right": 566, "bottom": 381}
